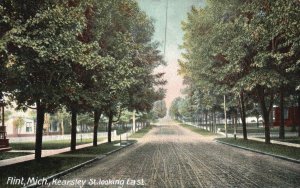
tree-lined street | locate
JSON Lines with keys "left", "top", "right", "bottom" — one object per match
{"left": 1, "top": 1, "right": 300, "bottom": 187}
{"left": 53, "top": 120, "right": 300, "bottom": 187}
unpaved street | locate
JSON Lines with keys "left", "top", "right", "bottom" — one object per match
{"left": 51, "top": 120, "right": 300, "bottom": 188}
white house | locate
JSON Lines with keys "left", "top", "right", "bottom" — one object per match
{"left": 6, "top": 117, "right": 35, "bottom": 136}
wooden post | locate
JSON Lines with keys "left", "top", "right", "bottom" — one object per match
{"left": 1, "top": 106, "right": 4, "bottom": 127}
{"left": 224, "top": 95, "right": 228, "bottom": 138}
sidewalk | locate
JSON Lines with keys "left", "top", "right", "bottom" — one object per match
{"left": 218, "top": 132, "right": 300, "bottom": 148}
{"left": 0, "top": 131, "right": 133, "bottom": 167}
{"left": 0, "top": 140, "right": 106, "bottom": 167}
{"left": 249, "top": 137, "right": 300, "bottom": 148}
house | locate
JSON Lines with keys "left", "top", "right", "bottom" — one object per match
{"left": 6, "top": 117, "right": 35, "bottom": 136}
{"left": 273, "top": 106, "right": 300, "bottom": 127}
{"left": 3, "top": 106, "right": 62, "bottom": 136}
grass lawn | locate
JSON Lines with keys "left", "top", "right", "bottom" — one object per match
{"left": 10, "top": 138, "right": 104, "bottom": 150}
{"left": 179, "top": 123, "right": 218, "bottom": 136}
{"left": 0, "top": 152, "right": 33, "bottom": 160}
{"left": 0, "top": 140, "right": 134, "bottom": 187}
{"left": 216, "top": 138, "right": 300, "bottom": 160}
{"left": 273, "top": 137, "right": 300, "bottom": 144}
{"left": 219, "top": 127, "right": 297, "bottom": 134}
{"left": 130, "top": 125, "right": 154, "bottom": 138}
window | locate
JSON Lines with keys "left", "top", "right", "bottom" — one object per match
{"left": 26, "top": 122, "right": 32, "bottom": 132}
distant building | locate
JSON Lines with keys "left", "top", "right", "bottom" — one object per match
{"left": 6, "top": 117, "right": 35, "bottom": 136}
{"left": 273, "top": 107, "right": 300, "bottom": 127}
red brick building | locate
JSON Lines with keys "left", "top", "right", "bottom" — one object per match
{"left": 273, "top": 107, "right": 300, "bottom": 127}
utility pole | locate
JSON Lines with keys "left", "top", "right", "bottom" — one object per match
{"left": 132, "top": 110, "right": 136, "bottom": 133}
{"left": 164, "top": 0, "right": 169, "bottom": 56}
{"left": 224, "top": 95, "right": 228, "bottom": 138}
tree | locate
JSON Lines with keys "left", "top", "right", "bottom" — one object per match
{"left": 169, "top": 97, "right": 183, "bottom": 120}
{"left": 12, "top": 116, "right": 24, "bottom": 134}
{"left": 2, "top": 0, "right": 166, "bottom": 155}
{"left": 180, "top": 1, "right": 248, "bottom": 137}
{"left": 93, "top": 0, "right": 166, "bottom": 142}
{"left": 180, "top": 0, "right": 300, "bottom": 143}
{"left": 237, "top": 0, "right": 300, "bottom": 143}
{"left": 1, "top": 0, "right": 92, "bottom": 159}
{"left": 152, "top": 100, "right": 167, "bottom": 119}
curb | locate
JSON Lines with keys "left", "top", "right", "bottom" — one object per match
{"left": 215, "top": 140, "right": 300, "bottom": 164}
{"left": 24, "top": 141, "right": 137, "bottom": 188}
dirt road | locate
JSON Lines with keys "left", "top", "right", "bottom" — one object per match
{"left": 50, "top": 120, "right": 300, "bottom": 188}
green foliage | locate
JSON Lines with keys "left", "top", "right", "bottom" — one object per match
{"left": 151, "top": 100, "right": 167, "bottom": 119}
{"left": 1, "top": 0, "right": 165, "bottom": 120}
{"left": 1, "top": 0, "right": 165, "bottom": 157}
{"left": 169, "top": 97, "right": 183, "bottom": 119}
{"left": 12, "top": 116, "right": 24, "bottom": 130}
{"left": 179, "top": 0, "right": 300, "bottom": 142}
{"left": 169, "top": 96, "right": 200, "bottom": 122}
{"left": 1, "top": 0, "right": 92, "bottom": 112}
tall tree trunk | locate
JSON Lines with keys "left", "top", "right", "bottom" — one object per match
{"left": 279, "top": 88, "right": 285, "bottom": 139}
{"left": 298, "top": 94, "right": 300, "bottom": 137}
{"left": 205, "top": 111, "right": 208, "bottom": 130}
{"left": 224, "top": 95, "right": 227, "bottom": 137}
{"left": 234, "top": 108, "right": 238, "bottom": 140}
{"left": 213, "top": 110, "right": 217, "bottom": 133}
{"left": 210, "top": 111, "right": 213, "bottom": 132}
{"left": 93, "top": 109, "right": 102, "bottom": 146}
{"left": 261, "top": 107, "right": 271, "bottom": 144}
{"left": 108, "top": 111, "right": 113, "bottom": 143}
{"left": 70, "top": 109, "right": 77, "bottom": 151}
{"left": 239, "top": 91, "right": 247, "bottom": 140}
{"left": 257, "top": 87, "right": 273, "bottom": 144}
{"left": 35, "top": 100, "right": 45, "bottom": 160}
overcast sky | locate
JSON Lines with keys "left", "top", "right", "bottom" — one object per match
{"left": 137, "top": 0, "right": 204, "bottom": 108}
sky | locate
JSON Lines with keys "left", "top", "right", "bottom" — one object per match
{"left": 137, "top": 0, "right": 204, "bottom": 108}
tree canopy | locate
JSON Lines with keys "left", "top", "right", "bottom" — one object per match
{"left": 0, "top": 0, "right": 166, "bottom": 158}
{"left": 179, "top": 0, "right": 300, "bottom": 143}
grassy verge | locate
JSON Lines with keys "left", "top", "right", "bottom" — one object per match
{"left": 0, "top": 140, "right": 134, "bottom": 187}
{"left": 273, "top": 137, "right": 300, "bottom": 144}
{"left": 219, "top": 127, "right": 296, "bottom": 134}
{"left": 116, "top": 128, "right": 131, "bottom": 135}
{"left": 130, "top": 125, "right": 153, "bottom": 138}
{"left": 216, "top": 138, "right": 300, "bottom": 160}
{"left": 10, "top": 138, "right": 104, "bottom": 150}
{"left": 179, "top": 123, "right": 218, "bottom": 136}
{"left": 0, "top": 152, "right": 33, "bottom": 160}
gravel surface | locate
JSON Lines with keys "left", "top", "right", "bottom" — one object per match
{"left": 47, "top": 120, "right": 300, "bottom": 188}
